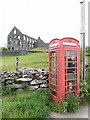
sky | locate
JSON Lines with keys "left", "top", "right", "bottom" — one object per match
{"left": 0, "top": 0, "right": 89, "bottom": 47}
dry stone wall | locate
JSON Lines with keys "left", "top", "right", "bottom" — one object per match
{"left": 0, "top": 67, "right": 49, "bottom": 91}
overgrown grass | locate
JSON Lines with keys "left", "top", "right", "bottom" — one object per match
{"left": 2, "top": 89, "right": 51, "bottom": 118}
{"left": 1, "top": 53, "right": 48, "bottom": 72}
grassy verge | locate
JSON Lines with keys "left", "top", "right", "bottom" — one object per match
{"left": 1, "top": 53, "right": 48, "bottom": 72}
{"left": 2, "top": 89, "right": 51, "bottom": 118}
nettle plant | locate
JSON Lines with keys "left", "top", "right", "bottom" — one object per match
{"left": 79, "top": 80, "right": 89, "bottom": 103}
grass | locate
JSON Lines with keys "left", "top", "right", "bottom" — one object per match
{"left": 30, "top": 47, "right": 48, "bottom": 52}
{"left": 1, "top": 47, "right": 90, "bottom": 72}
{"left": 2, "top": 89, "right": 51, "bottom": 118}
{"left": 1, "top": 53, "right": 48, "bottom": 72}
{"left": 1, "top": 47, "right": 90, "bottom": 118}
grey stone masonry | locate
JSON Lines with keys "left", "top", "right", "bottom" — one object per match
{"left": 7, "top": 26, "right": 48, "bottom": 51}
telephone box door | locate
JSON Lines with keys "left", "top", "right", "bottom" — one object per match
{"left": 49, "top": 47, "right": 60, "bottom": 102}
{"left": 63, "top": 47, "right": 79, "bottom": 98}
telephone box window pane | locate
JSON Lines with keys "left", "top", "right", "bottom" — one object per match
{"left": 51, "top": 63, "right": 56, "bottom": 67}
{"left": 51, "top": 51, "right": 56, "bottom": 56}
{"left": 51, "top": 57, "right": 53, "bottom": 61}
{"left": 65, "top": 81, "right": 67, "bottom": 86}
{"left": 65, "top": 75, "right": 66, "bottom": 80}
{"left": 51, "top": 90, "right": 57, "bottom": 96}
{"left": 53, "top": 68, "right": 56, "bottom": 73}
{"left": 67, "top": 57, "right": 75, "bottom": 61}
{"left": 76, "top": 51, "right": 77, "bottom": 55}
{"left": 76, "top": 74, "right": 77, "bottom": 78}
{"left": 67, "top": 69, "right": 75, "bottom": 73}
{"left": 65, "top": 93, "right": 67, "bottom": 98}
{"left": 67, "top": 86, "right": 75, "bottom": 91}
{"left": 51, "top": 79, "right": 57, "bottom": 85}
{"left": 51, "top": 63, "right": 53, "bottom": 67}
{"left": 76, "top": 57, "right": 77, "bottom": 61}
{"left": 76, "top": 80, "right": 77, "bottom": 84}
{"left": 67, "top": 74, "right": 75, "bottom": 79}
{"left": 53, "top": 57, "right": 56, "bottom": 61}
{"left": 64, "top": 50, "right": 66, "bottom": 55}
{"left": 51, "top": 57, "right": 56, "bottom": 61}
{"left": 76, "top": 86, "right": 77, "bottom": 90}
{"left": 51, "top": 73, "right": 57, "bottom": 79}
{"left": 65, "top": 57, "right": 66, "bottom": 61}
{"left": 76, "top": 69, "right": 77, "bottom": 73}
{"left": 75, "top": 63, "right": 77, "bottom": 67}
{"left": 67, "top": 80, "right": 75, "bottom": 85}
{"left": 65, "top": 87, "right": 66, "bottom": 92}
{"left": 67, "top": 62, "right": 75, "bottom": 67}
{"left": 51, "top": 84, "right": 56, "bottom": 90}
{"left": 51, "top": 68, "right": 56, "bottom": 73}
{"left": 67, "top": 51, "right": 75, "bottom": 56}
{"left": 53, "top": 63, "right": 56, "bottom": 67}
{"left": 65, "top": 69, "right": 66, "bottom": 74}
{"left": 65, "top": 63, "right": 66, "bottom": 67}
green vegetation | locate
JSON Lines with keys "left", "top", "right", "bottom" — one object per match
{"left": 1, "top": 47, "right": 90, "bottom": 118}
{"left": 1, "top": 53, "right": 48, "bottom": 72}
{"left": 30, "top": 47, "right": 48, "bottom": 52}
{"left": 0, "top": 47, "right": 7, "bottom": 51}
{"left": 2, "top": 90, "right": 51, "bottom": 118}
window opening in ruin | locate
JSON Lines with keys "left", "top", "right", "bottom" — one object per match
{"left": 14, "top": 36, "right": 16, "bottom": 39}
{"left": 8, "top": 41, "right": 10, "bottom": 44}
{"left": 9, "top": 37, "right": 12, "bottom": 41}
{"left": 8, "top": 47, "right": 10, "bottom": 50}
{"left": 27, "top": 37, "right": 29, "bottom": 42}
{"left": 18, "top": 35, "right": 20, "bottom": 39}
{"left": 14, "top": 29, "right": 16, "bottom": 34}
{"left": 12, "top": 47, "right": 14, "bottom": 50}
{"left": 23, "top": 36, "right": 26, "bottom": 40}
{"left": 18, "top": 41, "right": 20, "bottom": 45}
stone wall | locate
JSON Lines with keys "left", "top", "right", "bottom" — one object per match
{"left": 0, "top": 50, "right": 48, "bottom": 56}
{"left": 34, "top": 37, "right": 49, "bottom": 48}
{"left": 0, "top": 67, "right": 49, "bottom": 91}
{"left": 0, "top": 51, "right": 28, "bottom": 56}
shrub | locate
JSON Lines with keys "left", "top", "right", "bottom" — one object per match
{"left": 0, "top": 47, "right": 7, "bottom": 51}
{"left": 66, "top": 93, "right": 80, "bottom": 112}
{"left": 79, "top": 80, "right": 89, "bottom": 104}
{"left": 50, "top": 93, "right": 80, "bottom": 113}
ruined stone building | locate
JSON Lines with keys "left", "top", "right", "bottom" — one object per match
{"left": 7, "top": 26, "right": 48, "bottom": 51}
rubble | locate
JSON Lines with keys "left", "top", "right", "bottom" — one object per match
{"left": 0, "top": 67, "right": 49, "bottom": 91}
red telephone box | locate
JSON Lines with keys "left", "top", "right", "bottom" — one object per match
{"left": 49, "top": 37, "right": 80, "bottom": 103}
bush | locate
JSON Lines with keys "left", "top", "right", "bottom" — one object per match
{"left": 79, "top": 80, "right": 90, "bottom": 104}
{"left": 0, "top": 47, "right": 7, "bottom": 51}
{"left": 66, "top": 93, "right": 80, "bottom": 112}
{"left": 50, "top": 93, "right": 80, "bottom": 113}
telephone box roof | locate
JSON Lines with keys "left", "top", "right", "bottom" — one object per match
{"left": 49, "top": 37, "right": 79, "bottom": 44}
